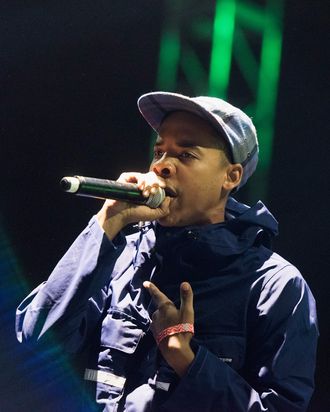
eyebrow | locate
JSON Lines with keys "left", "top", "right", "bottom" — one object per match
{"left": 154, "top": 138, "right": 200, "bottom": 149}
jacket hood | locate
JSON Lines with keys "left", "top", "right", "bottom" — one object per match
{"left": 149, "top": 197, "right": 278, "bottom": 295}
{"left": 225, "top": 197, "right": 278, "bottom": 237}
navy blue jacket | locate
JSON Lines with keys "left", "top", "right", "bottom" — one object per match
{"left": 16, "top": 198, "right": 318, "bottom": 411}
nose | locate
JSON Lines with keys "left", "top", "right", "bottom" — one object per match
{"left": 152, "top": 154, "right": 176, "bottom": 178}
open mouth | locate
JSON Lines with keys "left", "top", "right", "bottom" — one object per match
{"left": 164, "top": 187, "right": 177, "bottom": 198}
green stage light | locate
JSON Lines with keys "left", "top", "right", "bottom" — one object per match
{"left": 155, "top": 0, "right": 283, "bottom": 201}
{"left": 209, "top": 0, "right": 236, "bottom": 98}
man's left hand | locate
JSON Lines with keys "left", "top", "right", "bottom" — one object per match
{"left": 143, "top": 281, "right": 195, "bottom": 377}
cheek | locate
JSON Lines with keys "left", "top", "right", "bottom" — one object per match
{"left": 191, "top": 179, "right": 222, "bottom": 202}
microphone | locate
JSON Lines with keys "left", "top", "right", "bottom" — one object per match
{"left": 60, "top": 175, "right": 165, "bottom": 209}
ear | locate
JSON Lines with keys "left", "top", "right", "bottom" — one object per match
{"left": 223, "top": 163, "right": 243, "bottom": 191}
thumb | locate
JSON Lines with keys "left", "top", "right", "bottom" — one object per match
{"left": 146, "top": 196, "right": 171, "bottom": 221}
{"left": 180, "top": 282, "right": 194, "bottom": 323}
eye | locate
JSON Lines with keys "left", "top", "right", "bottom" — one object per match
{"left": 179, "top": 152, "right": 195, "bottom": 160}
{"left": 153, "top": 150, "right": 164, "bottom": 159}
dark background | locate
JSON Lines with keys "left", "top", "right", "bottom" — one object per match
{"left": 1, "top": 1, "right": 329, "bottom": 410}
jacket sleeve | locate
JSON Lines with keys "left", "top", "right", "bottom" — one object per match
{"left": 15, "top": 216, "right": 127, "bottom": 353}
{"left": 162, "top": 267, "right": 318, "bottom": 412}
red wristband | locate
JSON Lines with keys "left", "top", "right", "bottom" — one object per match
{"left": 156, "top": 323, "right": 194, "bottom": 345}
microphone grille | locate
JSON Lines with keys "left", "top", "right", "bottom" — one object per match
{"left": 145, "top": 187, "right": 165, "bottom": 208}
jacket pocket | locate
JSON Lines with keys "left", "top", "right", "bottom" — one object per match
{"left": 100, "top": 308, "right": 146, "bottom": 354}
{"left": 194, "top": 333, "right": 246, "bottom": 370}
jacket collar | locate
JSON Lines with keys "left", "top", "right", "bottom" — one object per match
{"left": 153, "top": 197, "right": 278, "bottom": 257}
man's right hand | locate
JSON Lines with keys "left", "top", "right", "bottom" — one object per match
{"left": 96, "top": 171, "right": 170, "bottom": 240}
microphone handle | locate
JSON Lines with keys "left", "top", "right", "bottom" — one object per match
{"left": 60, "top": 175, "right": 165, "bottom": 208}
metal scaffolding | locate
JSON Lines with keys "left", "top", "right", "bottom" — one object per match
{"left": 155, "top": 0, "right": 284, "bottom": 201}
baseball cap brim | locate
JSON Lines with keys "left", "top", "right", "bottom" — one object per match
{"left": 137, "top": 91, "right": 231, "bottom": 147}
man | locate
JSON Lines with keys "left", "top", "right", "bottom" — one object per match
{"left": 16, "top": 92, "right": 318, "bottom": 411}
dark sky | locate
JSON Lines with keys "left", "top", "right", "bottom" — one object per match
{"left": 1, "top": 1, "right": 329, "bottom": 410}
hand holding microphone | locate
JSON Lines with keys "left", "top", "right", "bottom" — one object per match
{"left": 61, "top": 172, "right": 171, "bottom": 240}
{"left": 60, "top": 174, "right": 165, "bottom": 208}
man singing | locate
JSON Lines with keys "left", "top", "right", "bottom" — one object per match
{"left": 16, "top": 92, "right": 318, "bottom": 411}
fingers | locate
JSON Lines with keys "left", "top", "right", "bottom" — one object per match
{"left": 144, "top": 281, "right": 194, "bottom": 323}
{"left": 180, "top": 282, "right": 194, "bottom": 323}
{"left": 118, "top": 171, "right": 166, "bottom": 198}
{"left": 143, "top": 281, "right": 172, "bottom": 308}
{"left": 138, "top": 172, "right": 166, "bottom": 198}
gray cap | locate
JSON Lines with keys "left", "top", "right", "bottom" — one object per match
{"left": 137, "top": 91, "right": 259, "bottom": 190}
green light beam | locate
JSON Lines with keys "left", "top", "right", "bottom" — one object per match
{"left": 209, "top": 0, "right": 236, "bottom": 98}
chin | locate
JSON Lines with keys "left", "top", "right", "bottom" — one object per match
{"left": 157, "top": 213, "right": 192, "bottom": 228}
{"left": 157, "top": 213, "right": 180, "bottom": 227}
{"left": 157, "top": 217, "right": 178, "bottom": 227}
